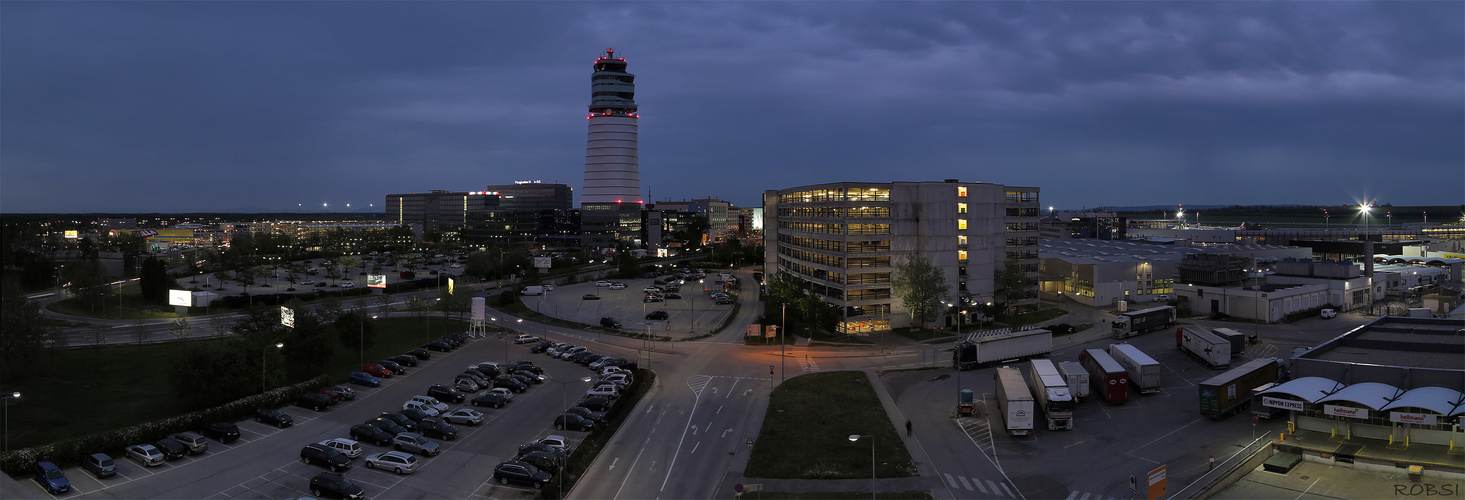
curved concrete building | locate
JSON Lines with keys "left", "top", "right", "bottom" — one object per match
{"left": 582, "top": 48, "right": 640, "bottom": 204}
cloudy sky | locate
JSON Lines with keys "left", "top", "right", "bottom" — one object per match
{"left": 3, "top": 2, "right": 1461, "bottom": 213}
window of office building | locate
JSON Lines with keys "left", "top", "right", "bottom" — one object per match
{"left": 957, "top": 203, "right": 967, "bottom": 214}
{"left": 957, "top": 186, "right": 967, "bottom": 197}
{"left": 958, "top": 250, "right": 968, "bottom": 261}
{"left": 958, "top": 219, "right": 967, "bottom": 230}
{"left": 958, "top": 235, "right": 967, "bottom": 246}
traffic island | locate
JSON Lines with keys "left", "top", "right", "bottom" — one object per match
{"left": 745, "top": 371, "right": 915, "bottom": 480}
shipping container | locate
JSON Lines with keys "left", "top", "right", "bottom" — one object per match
{"left": 1080, "top": 348, "right": 1129, "bottom": 404}
{"left": 1109, "top": 344, "right": 1162, "bottom": 394}
{"left": 1058, "top": 361, "right": 1090, "bottom": 400}
{"left": 1198, "top": 358, "right": 1282, "bottom": 418}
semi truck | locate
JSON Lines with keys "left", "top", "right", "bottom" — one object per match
{"left": 993, "top": 367, "right": 1035, "bottom": 436}
{"left": 1198, "top": 358, "right": 1283, "bottom": 418}
{"left": 1080, "top": 348, "right": 1129, "bottom": 404}
{"left": 1028, "top": 359, "right": 1075, "bottom": 431}
{"left": 1109, "top": 344, "right": 1162, "bottom": 394}
{"left": 1058, "top": 361, "right": 1090, "bottom": 400}
{"left": 953, "top": 328, "right": 1054, "bottom": 370}
{"left": 1211, "top": 328, "right": 1249, "bottom": 356}
{"left": 1177, "top": 327, "right": 1232, "bottom": 368}
{"left": 1112, "top": 305, "right": 1177, "bottom": 339}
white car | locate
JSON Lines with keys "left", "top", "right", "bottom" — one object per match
{"left": 340, "top": 282, "right": 355, "bottom": 288}
{"left": 126, "top": 444, "right": 165, "bottom": 467}
{"left": 300, "top": 280, "right": 315, "bottom": 286}
{"left": 596, "top": 280, "right": 612, "bottom": 287}
{"left": 409, "top": 395, "right": 450, "bottom": 413}
{"left": 608, "top": 283, "right": 627, "bottom": 290}
{"left": 364, "top": 451, "right": 419, "bottom": 474}
{"left": 318, "top": 438, "right": 363, "bottom": 458}
{"left": 538, "top": 435, "right": 572, "bottom": 454}
{"left": 488, "top": 387, "right": 515, "bottom": 400}
{"left": 402, "top": 401, "right": 441, "bottom": 417}
{"left": 442, "top": 408, "right": 484, "bottom": 426}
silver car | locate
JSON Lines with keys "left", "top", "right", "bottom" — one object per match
{"left": 126, "top": 444, "right": 166, "bottom": 467}
{"left": 391, "top": 432, "right": 440, "bottom": 457}
{"left": 364, "top": 451, "right": 419, "bottom": 474}
{"left": 442, "top": 409, "right": 484, "bottom": 426}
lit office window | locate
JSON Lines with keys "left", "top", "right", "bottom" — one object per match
{"left": 958, "top": 250, "right": 968, "bottom": 261}
{"left": 958, "top": 235, "right": 967, "bottom": 246}
{"left": 958, "top": 219, "right": 967, "bottom": 230}
{"left": 957, "top": 203, "right": 967, "bottom": 214}
{"left": 957, "top": 187, "right": 967, "bottom": 197}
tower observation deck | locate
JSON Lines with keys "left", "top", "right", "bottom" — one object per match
{"left": 582, "top": 48, "right": 640, "bottom": 205}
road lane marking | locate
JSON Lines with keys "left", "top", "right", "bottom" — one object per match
{"left": 1065, "top": 490, "right": 1080, "bottom": 500}
{"left": 973, "top": 478, "right": 987, "bottom": 493}
{"left": 690, "top": 441, "right": 699, "bottom": 454}
{"left": 957, "top": 475, "right": 973, "bottom": 491}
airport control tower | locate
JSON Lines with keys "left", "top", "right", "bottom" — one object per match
{"left": 581, "top": 48, "right": 643, "bottom": 249}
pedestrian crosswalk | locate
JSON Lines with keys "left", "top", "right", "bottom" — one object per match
{"left": 1063, "top": 490, "right": 1121, "bottom": 500}
{"left": 942, "top": 473, "right": 1014, "bottom": 497}
{"left": 799, "top": 355, "right": 820, "bottom": 372}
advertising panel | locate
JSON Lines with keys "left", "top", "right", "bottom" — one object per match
{"left": 281, "top": 306, "right": 294, "bottom": 328}
{"left": 448, "top": 277, "right": 455, "bottom": 295}
{"left": 168, "top": 289, "right": 193, "bottom": 307}
{"left": 64, "top": 230, "right": 79, "bottom": 239}
{"left": 534, "top": 256, "right": 552, "bottom": 269}
{"left": 1262, "top": 397, "right": 1305, "bottom": 412}
{"left": 367, "top": 274, "right": 387, "bottom": 289}
{"left": 1323, "top": 404, "right": 1369, "bottom": 419}
{"left": 1389, "top": 411, "right": 1438, "bottom": 426}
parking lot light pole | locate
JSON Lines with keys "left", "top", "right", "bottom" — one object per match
{"left": 511, "top": 319, "right": 523, "bottom": 365}
{"left": 3, "top": 392, "right": 19, "bottom": 455}
{"left": 849, "top": 434, "right": 874, "bottom": 500}
{"left": 263, "top": 343, "right": 283, "bottom": 394}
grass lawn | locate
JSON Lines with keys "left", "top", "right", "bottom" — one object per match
{"left": 893, "top": 328, "right": 956, "bottom": 342}
{"left": 1007, "top": 308, "right": 1066, "bottom": 326}
{"left": 3, "top": 316, "right": 464, "bottom": 451}
{"left": 745, "top": 371, "right": 915, "bottom": 479}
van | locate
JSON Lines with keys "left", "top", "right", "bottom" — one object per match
{"left": 521, "top": 286, "right": 544, "bottom": 296}
{"left": 1320, "top": 308, "right": 1337, "bottom": 319}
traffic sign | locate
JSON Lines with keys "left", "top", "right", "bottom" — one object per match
{"left": 734, "top": 483, "right": 744, "bottom": 493}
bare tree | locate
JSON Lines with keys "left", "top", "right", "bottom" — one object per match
{"left": 210, "top": 314, "right": 231, "bottom": 338}
{"left": 169, "top": 317, "right": 192, "bottom": 341}
{"left": 89, "top": 324, "right": 109, "bottom": 346}
{"left": 132, "top": 319, "right": 150, "bottom": 346}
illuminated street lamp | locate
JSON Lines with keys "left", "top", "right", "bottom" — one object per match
{"left": 263, "top": 343, "right": 284, "bottom": 394}
{"left": 3, "top": 392, "right": 19, "bottom": 455}
{"left": 848, "top": 434, "right": 875, "bottom": 500}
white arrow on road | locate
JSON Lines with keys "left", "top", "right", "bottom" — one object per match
{"left": 721, "top": 428, "right": 733, "bottom": 438}
{"left": 609, "top": 458, "right": 618, "bottom": 470}
{"left": 691, "top": 425, "right": 698, "bottom": 435}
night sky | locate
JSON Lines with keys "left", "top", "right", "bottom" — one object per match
{"left": 3, "top": 2, "right": 1461, "bottom": 214}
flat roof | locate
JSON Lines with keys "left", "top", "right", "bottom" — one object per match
{"left": 1302, "top": 316, "right": 1465, "bottom": 371}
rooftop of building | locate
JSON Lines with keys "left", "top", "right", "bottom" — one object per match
{"left": 1040, "top": 238, "right": 1298, "bottom": 263}
{"left": 1300, "top": 316, "right": 1465, "bottom": 371}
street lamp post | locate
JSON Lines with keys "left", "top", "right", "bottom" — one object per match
{"left": 511, "top": 319, "right": 523, "bottom": 365}
{"left": 546, "top": 375, "right": 592, "bottom": 498}
{"left": 848, "top": 434, "right": 875, "bottom": 500}
{"left": 3, "top": 392, "right": 19, "bottom": 455}
{"left": 263, "top": 343, "right": 283, "bottom": 394}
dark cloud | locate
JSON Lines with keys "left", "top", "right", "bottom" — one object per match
{"left": 2, "top": 2, "right": 1460, "bottom": 213}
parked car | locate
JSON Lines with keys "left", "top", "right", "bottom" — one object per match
{"left": 325, "top": 385, "right": 357, "bottom": 400}
{"left": 569, "top": 352, "right": 598, "bottom": 365}
{"left": 379, "top": 360, "right": 406, "bottom": 375}
{"left": 558, "top": 346, "right": 587, "bottom": 360}
{"left": 608, "top": 283, "right": 627, "bottom": 290}
{"left": 563, "top": 406, "right": 606, "bottom": 423}
{"left": 389, "top": 354, "right": 419, "bottom": 367}
{"left": 340, "top": 282, "right": 355, "bottom": 288}
{"left": 255, "top": 407, "right": 294, "bottom": 428}
{"left": 516, "top": 450, "right": 565, "bottom": 475}
{"left": 408, "top": 395, "right": 450, "bottom": 413}
{"left": 537, "top": 434, "right": 572, "bottom": 453}
{"left": 417, "top": 417, "right": 460, "bottom": 441}
{"left": 300, "top": 443, "right": 352, "bottom": 472}
{"left": 366, "top": 417, "right": 407, "bottom": 436}
{"left": 408, "top": 348, "right": 431, "bottom": 360}
{"left": 602, "top": 372, "right": 634, "bottom": 386}
{"left": 443, "top": 408, "right": 485, "bottom": 426}
{"left": 472, "top": 362, "right": 502, "bottom": 376}
{"left": 665, "top": 292, "right": 682, "bottom": 299}
{"left": 599, "top": 317, "right": 621, "bottom": 329}
{"left": 595, "top": 280, "right": 612, "bottom": 287}
{"left": 1321, "top": 308, "right": 1338, "bottom": 319}
{"left": 171, "top": 431, "right": 209, "bottom": 455}
{"left": 349, "top": 424, "right": 394, "bottom": 446}
{"left": 296, "top": 392, "right": 332, "bottom": 412}
{"left": 530, "top": 340, "right": 555, "bottom": 353}
{"left": 488, "top": 387, "right": 516, "bottom": 400}
{"left": 454, "top": 377, "right": 480, "bottom": 392}
{"left": 362, "top": 363, "right": 393, "bottom": 378}
{"left": 715, "top": 296, "right": 735, "bottom": 304}
{"left": 348, "top": 371, "right": 381, "bottom": 387}
{"left": 82, "top": 453, "right": 117, "bottom": 478}
{"left": 494, "top": 376, "right": 528, "bottom": 393}
{"left": 577, "top": 396, "right": 614, "bottom": 413}
{"left": 642, "top": 295, "right": 663, "bottom": 303}
{"left": 513, "top": 370, "right": 546, "bottom": 383}
{"left": 201, "top": 422, "right": 240, "bottom": 443}
{"left": 554, "top": 413, "right": 596, "bottom": 432}
{"left": 364, "top": 450, "right": 419, "bottom": 475}
{"left": 400, "top": 406, "right": 436, "bottom": 422}
{"left": 586, "top": 385, "right": 621, "bottom": 400}
{"left": 392, "top": 432, "right": 441, "bottom": 457}
{"left": 318, "top": 438, "right": 363, "bottom": 458}
{"left": 472, "top": 392, "right": 510, "bottom": 408}
{"left": 379, "top": 411, "right": 418, "bottom": 431}
{"left": 423, "top": 341, "right": 452, "bottom": 352}
{"left": 514, "top": 333, "right": 540, "bottom": 343}
{"left": 459, "top": 372, "right": 490, "bottom": 388}
{"left": 427, "top": 384, "right": 465, "bottom": 404}
{"left": 508, "top": 361, "right": 542, "bottom": 374}
{"left": 309, "top": 472, "right": 365, "bottom": 499}
{"left": 492, "top": 460, "right": 552, "bottom": 489}
{"left": 582, "top": 293, "right": 600, "bottom": 300}
{"left": 126, "top": 444, "right": 166, "bottom": 467}
{"left": 32, "top": 461, "right": 70, "bottom": 494}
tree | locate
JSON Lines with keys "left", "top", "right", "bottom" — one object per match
{"left": 0, "top": 282, "right": 60, "bottom": 379}
{"left": 992, "top": 262, "right": 1031, "bottom": 324}
{"left": 283, "top": 309, "right": 335, "bottom": 373}
{"left": 89, "top": 324, "right": 109, "bottom": 346}
{"left": 334, "top": 309, "right": 377, "bottom": 352}
{"left": 210, "top": 314, "right": 232, "bottom": 338}
{"left": 169, "top": 317, "right": 192, "bottom": 341}
{"left": 132, "top": 319, "right": 151, "bottom": 346}
{"left": 139, "top": 255, "right": 174, "bottom": 303}
{"left": 63, "top": 259, "right": 112, "bottom": 315}
{"left": 891, "top": 254, "right": 949, "bottom": 328}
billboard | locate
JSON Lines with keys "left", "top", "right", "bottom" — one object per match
{"left": 534, "top": 256, "right": 552, "bottom": 269}
{"left": 448, "top": 277, "right": 455, "bottom": 295}
{"left": 64, "top": 230, "right": 79, "bottom": 239}
{"left": 367, "top": 274, "right": 387, "bottom": 289}
{"left": 169, "top": 289, "right": 193, "bottom": 307}
{"left": 281, "top": 306, "right": 294, "bottom": 328}
{"left": 472, "top": 297, "right": 485, "bottom": 321}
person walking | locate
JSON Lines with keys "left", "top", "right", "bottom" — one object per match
{"left": 906, "top": 419, "right": 912, "bottom": 437}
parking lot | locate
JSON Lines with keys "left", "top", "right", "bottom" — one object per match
{"left": 520, "top": 272, "right": 741, "bottom": 339}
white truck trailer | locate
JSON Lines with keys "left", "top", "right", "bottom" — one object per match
{"left": 1028, "top": 359, "right": 1075, "bottom": 431}
{"left": 1177, "top": 326, "right": 1232, "bottom": 368}
{"left": 1109, "top": 343, "right": 1162, "bottom": 394}
{"left": 993, "top": 366, "right": 1035, "bottom": 436}
{"left": 1058, "top": 360, "right": 1090, "bottom": 400}
{"left": 953, "top": 328, "right": 1053, "bottom": 370}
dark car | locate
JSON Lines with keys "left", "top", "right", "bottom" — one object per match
{"left": 494, "top": 376, "right": 528, "bottom": 393}
{"left": 349, "top": 423, "right": 393, "bottom": 446}
{"left": 295, "top": 392, "right": 332, "bottom": 412}
{"left": 32, "top": 461, "right": 70, "bottom": 494}
{"left": 300, "top": 443, "right": 352, "bottom": 472}
{"left": 530, "top": 341, "right": 554, "bottom": 353}
{"left": 427, "top": 384, "right": 466, "bottom": 404}
{"left": 508, "top": 361, "right": 542, "bottom": 374}
{"left": 508, "top": 372, "right": 537, "bottom": 386}
{"left": 582, "top": 293, "right": 600, "bottom": 300}
{"left": 512, "top": 370, "right": 545, "bottom": 383}
{"left": 255, "top": 407, "right": 294, "bottom": 428}
{"left": 201, "top": 422, "right": 240, "bottom": 443}
{"left": 471, "top": 392, "right": 510, "bottom": 408}
{"left": 472, "top": 364, "right": 502, "bottom": 377}
{"left": 516, "top": 450, "right": 565, "bottom": 475}
{"left": 441, "top": 334, "right": 464, "bottom": 347}
{"left": 458, "top": 372, "right": 490, "bottom": 388}
{"left": 309, "top": 472, "right": 365, "bottom": 499}
{"left": 578, "top": 354, "right": 605, "bottom": 366}
{"left": 665, "top": 292, "right": 682, "bottom": 299}
{"left": 379, "top": 359, "right": 406, "bottom": 375}
{"left": 398, "top": 408, "right": 431, "bottom": 423}
{"left": 599, "top": 317, "right": 621, "bottom": 329}
{"left": 82, "top": 453, "right": 117, "bottom": 478}
{"left": 154, "top": 438, "right": 187, "bottom": 460}
{"left": 645, "top": 310, "right": 669, "bottom": 320}
{"left": 554, "top": 413, "right": 596, "bottom": 432}
{"left": 563, "top": 406, "right": 606, "bottom": 424}
{"left": 366, "top": 418, "right": 407, "bottom": 436}
{"left": 568, "top": 351, "right": 598, "bottom": 364}
{"left": 423, "top": 341, "right": 452, "bottom": 352}
{"left": 388, "top": 354, "right": 419, "bottom": 367}
{"left": 316, "top": 388, "right": 344, "bottom": 404}
{"left": 464, "top": 368, "right": 493, "bottom": 381}
{"left": 577, "top": 396, "right": 614, "bottom": 413}
{"left": 408, "top": 348, "right": 431, "bottom": 360}
{"left": 348, "top": 371, "right": 382, "bottom": 387}
{"left": 515, "top": 441, "right": 561, "bottom": 458}
{"left": 493, "top": 460, "right": 552, "bottom": 489}
{"left": 416, "top": 418, "right": 460, "bottom": 441}
{"left": 380, "top": 411, "right": 419, "bottom": 431}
